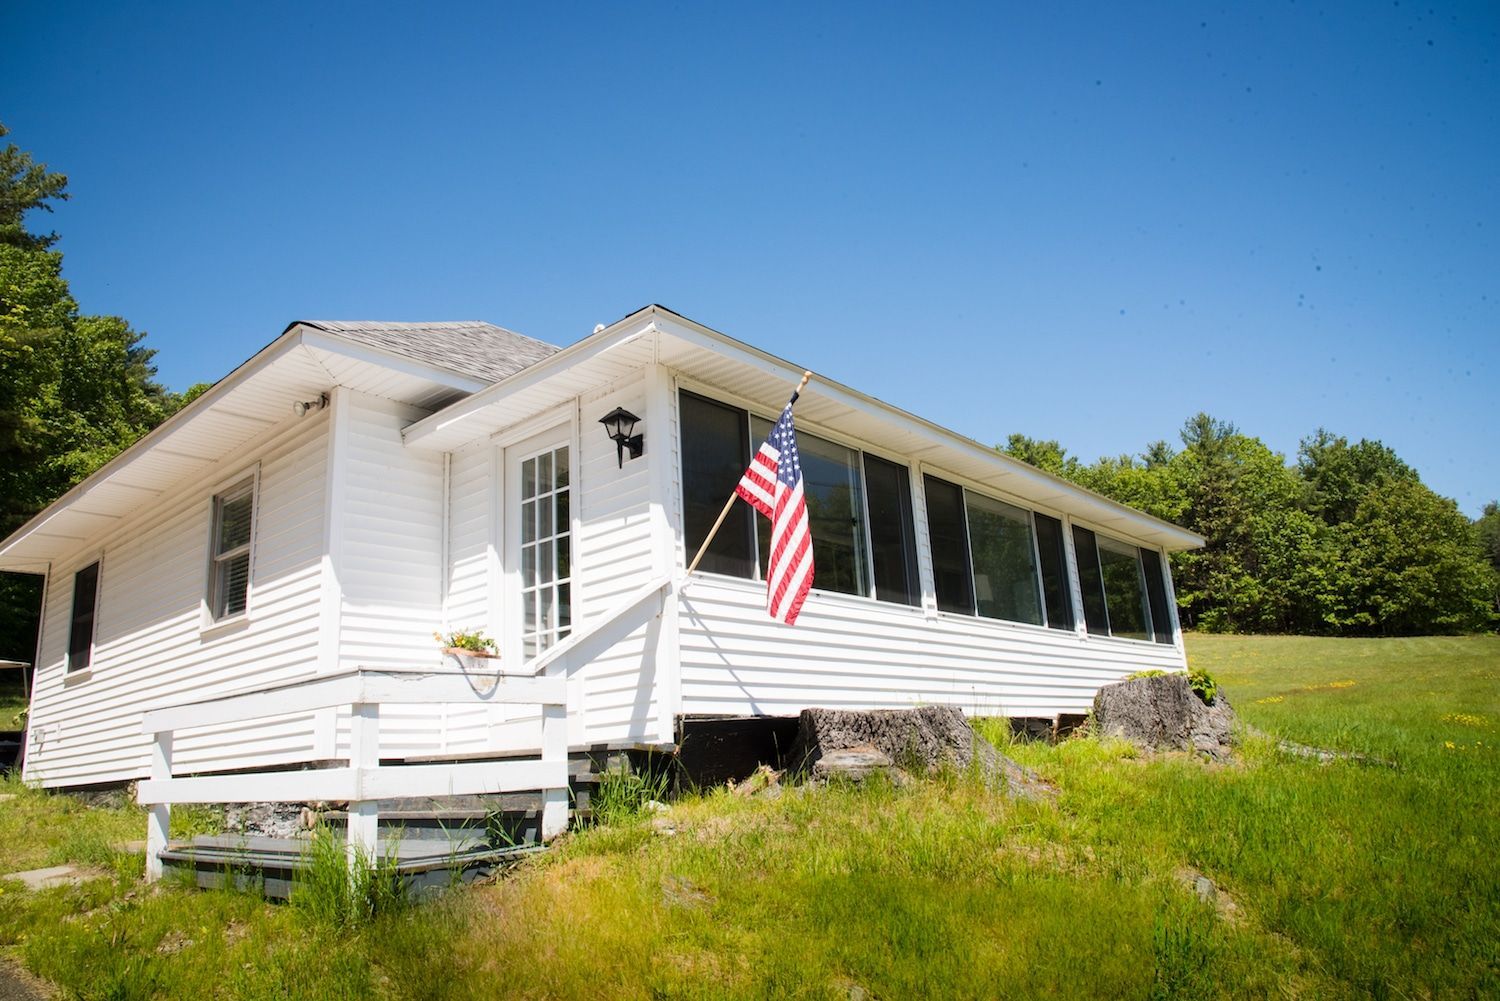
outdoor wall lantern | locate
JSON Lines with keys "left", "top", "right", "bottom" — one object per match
{"left": 599, "top": 407, "right": 644, "bottom": 467}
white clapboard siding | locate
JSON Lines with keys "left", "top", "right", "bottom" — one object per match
{"left": 434, "top": 375, "right": 664, "bottom": 755}
{"left": 23, "top": 414, "right": 329, "bottom": 788}
{"left": 572, "top": 376, "right": 662, "bottom": 745}
{"left": 438, "top": 440, "right": 500, "bottom": 753}
{"left": 678, "top": 577, "right": 1187, "bottom": 719}
{"left": 334, "top": 392, "right": 447, "bottom": 757}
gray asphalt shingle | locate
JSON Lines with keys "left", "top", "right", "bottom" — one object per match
{"left": 300, "top": 320, "right": 559, "bottom": 384}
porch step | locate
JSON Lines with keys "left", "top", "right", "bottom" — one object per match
{"left": 159, "top": 833, "right": 544, "bottom": 899}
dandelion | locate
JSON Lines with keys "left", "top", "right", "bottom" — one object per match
{"left": 1445, "top": 741, "right": 1456, "bottom": 749}
{"left": 1440, "top": 712, "right": 1489, "bottom": 729}
{"left": 1255, "top": 695, "right": 1286, "bottom": 705}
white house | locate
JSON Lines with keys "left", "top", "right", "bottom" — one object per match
{"left": 0, "top": 305, "right": 1202, "bottom": 857}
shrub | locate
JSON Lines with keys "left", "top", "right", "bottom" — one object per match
{"left": 1125, "top": 669, "right": 1169, "bottom": 681}
{"left": 1186, "top": 666, "right": 1218, "bottom": 704}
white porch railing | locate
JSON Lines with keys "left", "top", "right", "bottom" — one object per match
{"left": 137, "top": 575, "right": 676, "bottom": 882}
{"left": 137, "top": 667, "right": 569, "bottom": 881}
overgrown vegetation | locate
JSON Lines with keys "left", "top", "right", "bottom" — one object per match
{"left": 1004, "top": 422, "right": 1499, "bottom": 635}
{"left": 589, "top": 759, "right": 672, "bottom": 826}
{"left": 290, "top": 826, "right": 410, "bottom": 929}
{"left": 0, "top": 635, "right": 1493, "bottom": 998}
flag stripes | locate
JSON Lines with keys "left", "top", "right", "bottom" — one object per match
{"left": 735, "top": 399, "right": 814, "bottom": 625}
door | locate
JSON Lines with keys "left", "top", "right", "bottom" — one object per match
{"left": 505, "top": 428, "right": 575, "bottom": 665}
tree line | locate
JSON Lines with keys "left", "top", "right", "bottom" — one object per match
{"left": 0, "top": 123, "right": 201, "bottom": 660}
{"left": 0, "top": 122, "right": 1495, "bottom": 662}
{"left": 1003, "top": 419, "right": 1499, "bottom": 635}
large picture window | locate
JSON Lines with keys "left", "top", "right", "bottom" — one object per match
{"left": 209, "top": 478, "right": 255, "bottom": 620}
{"left": 67, "top": 561, "right": 100, "bottom": 673}
{"left": 680, "top": 390, "right": 918, "bottom": 606}
{"left": 1071, "top": 525, "right": 1175, "bottom": 644}
{"left": 922, "top": 475, "right": 1072, "bottom": 630}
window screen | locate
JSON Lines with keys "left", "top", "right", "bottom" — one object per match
{"left": 1097, "top": 537, "right": 1152, "bottom": 642}
{"left": 1033, "top": 513, "right": 1074, "bottom": 631}
{"left": 923, "top": 475, "right": 974, "bottom": 614}
{"left": 1139, "top": 548, "right": 1175, "bottom": 644}
{"left": 679, "top": 391, "right": 755, "bottom": 579}
{"left": 1071, "top": 525, "right": 1110, "bottom": 636}
{"left": 863, "top": 454, "right": 920, "bottom": 606}
{"left": 753, "top": 417, "right": 868, "bottom": 597}
{"left": 965, "top": 493, "right": 1043, "bottom": 626}
{"left": 67, "top": 562, "right": 100, "bottom": 672}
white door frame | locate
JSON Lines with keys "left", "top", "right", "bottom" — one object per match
{"left": 501, "top": 418, "right": 580, "bottom": 668}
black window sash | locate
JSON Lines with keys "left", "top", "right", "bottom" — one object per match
{"left": 922, "top": 474, "right": 975, "bottom": 615}
{"left": 1139, "top": 548, "right": 1175, "bottom": 644}
{"left": 863, "top": 453, "right": 920, "bottom": 606}
{"left": 1071, "top": 525, "right": 1111, "bottom": 636}
{"left": 1033, "top": 512, "right": 1075, "bottom": 631}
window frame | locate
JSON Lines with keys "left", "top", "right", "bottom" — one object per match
{"left": 66, "top": 557, "right": 103, "bottom": 675}
{"left": 918, "top": 469, "right": 1072, "bottom": 632}
{"left": 676, "top": 380, "right": 921, "bottom": 609}
{"left": 205, "top": 467, "right": 260, "bottom": 628}
{"left": 1067, "top": 515, "right": 1179, "bottom": 647}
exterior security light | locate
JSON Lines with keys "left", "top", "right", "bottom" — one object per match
{"left": 599, "top": 407, "right": 643, "bottom": 467}
{"left": 293, "top": 394, "right": 329, "bottom": 417}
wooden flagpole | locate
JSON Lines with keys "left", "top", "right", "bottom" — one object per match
{"left": 683, "top": 369, "right": 813, "bottom": 578}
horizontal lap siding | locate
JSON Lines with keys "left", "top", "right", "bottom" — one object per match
{"left": 23, "top": 416, "right": 329, "bottom": 788}
{"left": 679, "top": 578, "right": 1186, "bottom": 718}
{"left": 336, "top": 394, "right": 446, "bottom": 757}
{"left": 574, "top": 377, "right": 660, "bottom": 745}
{"left": 440, "top": 444, "right": 498, "bottom": 754}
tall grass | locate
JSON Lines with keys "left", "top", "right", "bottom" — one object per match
{"left": 290, "top": 826, "right": 410, "bottom": 929}
{"left": 590, "top": 759, "right": 672, "bottom": 826}
{"left": 0, "top": 634, "right": 1492, "bottom": 999}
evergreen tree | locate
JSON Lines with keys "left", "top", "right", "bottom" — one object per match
{"left": 0, "top": 122, "right": 183, "bottom": 661}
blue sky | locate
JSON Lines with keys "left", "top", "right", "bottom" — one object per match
{"left": 4, "top": 1, "right": 1496, "bottom": 513}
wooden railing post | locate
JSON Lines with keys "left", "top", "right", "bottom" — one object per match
{"left": 347, "top": 702, "right": 380, "bottom": 869}
{"left": 144, "top": 731, "right": 172, "bottom": 882}
{"left": 540, "top": 699, "right": 568, "bottom": 840}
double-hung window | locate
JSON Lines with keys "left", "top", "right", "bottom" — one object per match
{"left": 66, "top": 561, "right": 101, "bottom": 673}
{"left": 923, "top": 474, "right": 1073, "bottom": 631}
{"left": 209, "top": 478, "right": 255, "bottom": 620}
{"left": 1071, "top": 525, "right": 1175, "bottom": 644}
{"left": 679, "top": 390, "right": 919, "bottom": 606}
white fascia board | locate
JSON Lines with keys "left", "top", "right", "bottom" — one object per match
{"left": 401, "top": 307, "right": 659, "bottom": 451}
{"left": 0, "top": 325, "right": 311, "bottom": 567}
{"left": 647, "top": 310, "right": 1207, "bottom": 552}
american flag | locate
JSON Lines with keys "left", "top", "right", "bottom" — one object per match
{"left": 736, "top": 398, "right": 814, "bottom": 625}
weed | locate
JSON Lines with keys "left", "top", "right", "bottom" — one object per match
{"left": 590, "top": 759, "right": 671, "bottom": 826}
{"left": 290, "top": 826, "right": 409, "bottom": 929}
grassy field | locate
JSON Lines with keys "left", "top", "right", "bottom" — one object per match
{"left": 0, "top": 634, "right": 1495, "bottom": 999}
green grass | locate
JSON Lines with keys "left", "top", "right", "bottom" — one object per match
{"left": 0, "top": 673, "right": 29, "bottom": 725}
{"left": 0, "top": 634, "right": 1494, "bottom": 999}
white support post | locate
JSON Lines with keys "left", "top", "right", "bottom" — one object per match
{"left": 144, "top": 731, "right": 172, "bottom": 882}
{"left": 539, "top": 701, "right": 568, "bottom": 840}
{"left": 346, "top": 702, "right": 380, "bottom": 868}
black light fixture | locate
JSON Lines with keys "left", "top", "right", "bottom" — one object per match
{"left": 598, "top": 407, "right": 644, "bottom": 467}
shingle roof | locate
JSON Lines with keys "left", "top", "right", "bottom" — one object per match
{"left": 299, "top": 320, "right": 560, "bottom": 384}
